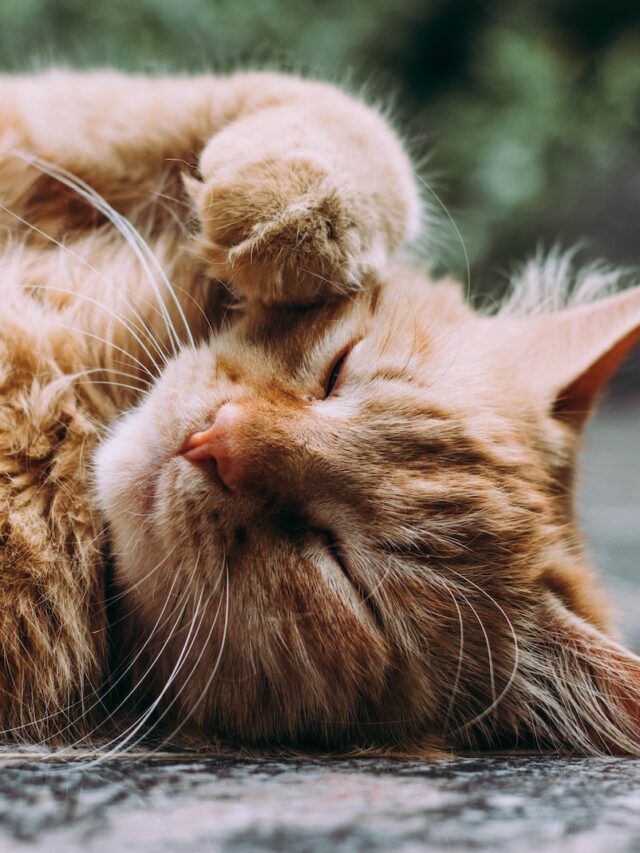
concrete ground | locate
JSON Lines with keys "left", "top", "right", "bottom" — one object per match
{"left": 0, "top": 401, "right": 638, "bottom": 853}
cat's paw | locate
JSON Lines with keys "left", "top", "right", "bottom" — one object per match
{"left": 190, "top": 153, "right": 386, "bottom": 306}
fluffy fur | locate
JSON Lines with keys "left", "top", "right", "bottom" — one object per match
{"left": 0, "top": 70, "right": 639, "bottom": 755}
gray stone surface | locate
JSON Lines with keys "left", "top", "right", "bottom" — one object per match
{"left": 0, "top": 402, "right": 637, "bottom": 852}
{"left": 0, "top": 753, "right": 639, "bottom": 852}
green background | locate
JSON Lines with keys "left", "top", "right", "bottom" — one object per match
{"left": 2, "top": 0, "right": 640, "bottom": 299}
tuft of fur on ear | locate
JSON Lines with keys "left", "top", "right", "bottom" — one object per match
{"left": 499, "top": 248, "right": 633, "bottom": 316}
{"left": 496, "top": 252, "right": 640, "bottom": 428}
{"left": 506, "top": 594, "right": 640, "bottom": 755}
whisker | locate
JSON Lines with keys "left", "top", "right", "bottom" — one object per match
{"left": 445, "top": 567, "right": 520, "bottom": 733}
{"left": 0, "top": 202, "right": 172, "bottom": 369}
{"left": 455, "top": 585, "right": 497, "bottom": 708}
{"left": 79, "top": 576, "right": 199, "bottom": 763}
{"left": 154, "top": 557, "right": 230, "bottom": 750}
{"left": 295, "top": 265, "right": 360, "bottom": 306}
{"left": 0, "top": 556, "right": 185, "bottom": 747}
{"left": 69, "top": 366, "right": 153, "bottom": 391}
{"left": 414, "top": 172, "right": 472, "bottom": 303}
{"left": 83, "top": 553, "right": 208, "bottom": 763}
{"left": 442, "top": 583, "right": 465, "bottom": 729}
{"left": 13, "top": 152, "right": 196, "bottom": 353}
{"left": 103, "top": 543, "right": 181, "bottom": 610}
{"left": 76, "top": 380, "right": 148, "bottom": 395}
{"left": 41, "top": 317, "right": 157, "bottom": 383}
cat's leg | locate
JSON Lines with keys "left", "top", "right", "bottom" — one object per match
{"left": 0, "top": 71, "right": 230, "bottom": 238}
{"left": 191, "top": 76, "right": 422, "bottom": 305}
{"left": 1, "top": 71, "right": 421, "bottom": 305}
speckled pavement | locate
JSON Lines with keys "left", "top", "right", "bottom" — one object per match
{"left": 1, "top": 754, "right": 640, "bottom": 852}
{"left": 0, "top": 402, "right": 637, "bottom": 853}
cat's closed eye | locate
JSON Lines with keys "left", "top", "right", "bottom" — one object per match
{"left": 325, "top": 351, "right": 348, "bottom": 397}
{"left": 324, "top": 349, "right": 350, "bottom": 398}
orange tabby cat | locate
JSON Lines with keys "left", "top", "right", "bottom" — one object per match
{"left": 1, "top": 70, "right": 639, "bottom": 754}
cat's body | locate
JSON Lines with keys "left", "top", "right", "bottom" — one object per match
{"left": 0, "top": 69, "right": 420, "bottom": 744}
{"left": 0, "top": 70, "right": 639, "bottom": 754}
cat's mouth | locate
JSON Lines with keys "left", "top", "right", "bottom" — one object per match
{"left": 254, "top": 509, "right": 373, "bottom": 614}
{"left": 181, "top": 455, "right": 233, "bottom": 494}
{"left": 318, "top": 528, "right": 352, "bottom": 581}
{"left": 315, "top": 528, "right": 382, "bottom": 627}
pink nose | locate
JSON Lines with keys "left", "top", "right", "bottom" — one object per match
{"left": 180, "top": 402, "right": 244, "bottom": 491}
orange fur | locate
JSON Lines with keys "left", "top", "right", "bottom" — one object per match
{"left": 1, "top": 70, "right": 639, "bottom": 755}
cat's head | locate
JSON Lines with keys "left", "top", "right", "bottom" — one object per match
{"left": 95, "top": 258, "right": 640, "bottom": 754}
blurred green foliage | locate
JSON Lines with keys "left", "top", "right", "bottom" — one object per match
{"left": 1, "top": 0, "right": 640, "bottom": 290}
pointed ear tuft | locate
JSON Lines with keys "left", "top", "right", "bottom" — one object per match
{"left": 521, "top": 287, "right": 640, "bottom": 428}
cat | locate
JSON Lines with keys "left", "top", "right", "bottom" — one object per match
{"left": 1, "top": 69, "right": 639, "bottom": 756}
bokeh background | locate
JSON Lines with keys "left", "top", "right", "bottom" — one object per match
{"left": 1, "top": 0, "right": 639, "bottom": 391}
{"left": 3, "top": 0, "right": 640, "bottom": 288}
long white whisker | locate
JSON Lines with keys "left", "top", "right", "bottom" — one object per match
{"left": 67, "top": 366, "right": 153, "bottom": 390}
{"left": 14, "top": 152, "right": 196, "bottom": 353}
{"left": 79, "top": 583, "right": 198, "bottom": 764}
{"left": 77, "top": 380, "right": 147, "bottom": 395}
{"left": 84, "top": 555, "right": 207, "bottom": 764}
{"left": 442, "top": 583, "right": 465, "bottom": 729}
{"left": 12, "top": 152, "right": 183, "bottom": 355}
{"left": 153, "top": 557, "right": 230, "bottom": 750}
{"left": 43, "top": 318, "right": 157, "bottom": 382}
{"left": 154, "top": 559, "right": 230, "bottom": 750}
{"left": 446, "top": 567, "right": 520, "bottom": 732}
{"left": 456, "top": 585, "right": 497, "bottom": 708}
{"left": 415, "top": 173, "right": 472, "bottom": 303}
{"left": 101, "top": 543, "right": 180, "bottom": 614}
{"left": 0, "top": 554, "right": 184, "bottom": 746}
{"left": 0, "top": 202, "right": 171, "bottom": 367}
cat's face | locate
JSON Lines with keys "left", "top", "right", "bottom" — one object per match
{"left": 95, "top": 268, "right": 640, "bottom": 752}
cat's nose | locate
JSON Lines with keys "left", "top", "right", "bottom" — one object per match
{"left": 180, "top": 402, "right": 244, "bottom": 491}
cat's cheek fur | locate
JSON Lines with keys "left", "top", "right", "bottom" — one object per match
{"left": 93, "top": 349, "right": 215, "bottom": 573}
{"left": 94, "top": 408, "right": 158, "bottom": 572}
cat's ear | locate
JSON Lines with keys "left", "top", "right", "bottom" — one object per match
{"left": 516, "top": 594, "right": 640, "bottom": 754}
{"left": 520, "top": 287, "right": 640, "bottom": 427}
